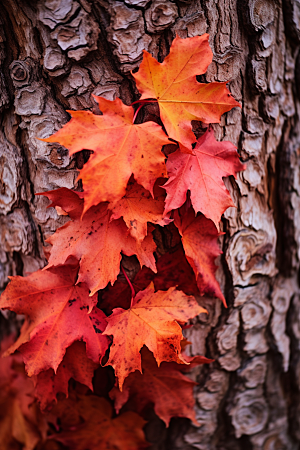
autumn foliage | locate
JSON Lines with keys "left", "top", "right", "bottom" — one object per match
{"left": 0, "top": 34, "right": 244, "bottom": 449}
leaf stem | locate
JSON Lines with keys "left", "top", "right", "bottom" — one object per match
{"left": 121, "top": 265, "right": 135, "bottom": 306}
{"left": 132, "top": 104, "right": 143, "bottom": 124}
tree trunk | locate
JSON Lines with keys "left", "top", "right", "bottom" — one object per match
{"left": 1, "top": 0, "right": 300, "bottom": 449}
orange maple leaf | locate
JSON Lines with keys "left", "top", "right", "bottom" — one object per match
{"left": 163, "top": 129, "right": 245, "bottom": 226}
{"left": 174, "top": 208, "right": 226, "bottom": 305}
{"left": 103, "top": 283, "right": 206, "bottom": 389}
{"left": 40, "top": 189, "right": 157, "bottom": 296}
{"left": 110, "top": 347, "right": 212, "bottom": 426}
{"left": 133, "top": 34, "right": 240, "bottom": 151}
{"left": 42, "top": 97, "right": 170, "bottom": 212}
{"left": 33, "top": 341, "right": 98, "bottom": 411}
{"left": 49, "top": 395, "right": 149, "bottom": 450}
{"left": 110, "top": 179, "right": 171, "bottom": 242}
{"left": 0, "top": 264, "right": 109, "bottom": 376}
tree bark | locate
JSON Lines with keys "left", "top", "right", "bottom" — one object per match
{"left": 0, "top": 0, "right": 300, "bottom": 449}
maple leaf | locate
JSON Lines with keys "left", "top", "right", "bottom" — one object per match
{"left": 0, "top": 336, "right": 47, "bottom": 450}
{"left": 174, "top": 208, "right": 226, "bottom": 305}
{"left": 0, "top": 264, "right": 109, "bottom": 376}
{"left": 49, "top": 395, "right": 149, "bottom": 450}
{"left": 33, "top": 341, "right": 98, "bottom": 410}
{"left": 133, "top": 34, "right": 240, "bottom": 151}
{"left": 110, "top": 179, "right": 171, "bottom": 242}
{"left": 103, "top": 283, "right": 206, "bottom": 388}
{"left": 163, "top": 129, "right": 245, "bottom": 226}
{"left": 43, "top": 97, "right": 170, "bottom": 212}
{"left": 110, "top": 348, "right": 212, "bottom": 426}
{"left": 37, "top": 186, "right": 83, "bottom": 219}
{"left": 40, "top": 189, "right": 157, "bottom": 296}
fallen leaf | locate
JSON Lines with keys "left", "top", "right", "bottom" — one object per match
{"left": 174, "top": 208, "right": 226, "bottom": 305}
{"left": 49, "top": 394, "right": 149, "bottom": 450}
{"left": 110, "top": 348, "right": 212, "bottom": 426}
{"left": 0, "top": 264, "right": 109, "bottom": 376}
{"left": 37, "top": 187, "right": 83, "bottom": 220}
{"left": 163, "top": 129, "right": 245, "bottom": 226}
{"left": 103, "top": 283, "right": 206, "bottom": 388}
{"left": 33, "top": 341, "right": 98, "bottom": 410}
{"left": 42, "top": 97, "right": 170, "bottom": 212}
{"left": 133, "top": 34, "right": 240, "bottom": 151}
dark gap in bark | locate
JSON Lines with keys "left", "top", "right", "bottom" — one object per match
{"left": 200, "top": 0, "right": 210, "bottom": 36}
{"left": 12, "top": 250, "right": 23, "bottom": 276}
{"left": 18, "top": 127, "right": 36, "bottom": 206}
{"left": 157, "top": 28, "right": 173, "bottom": 63}
{"left": 144, "top": 409, "right": 168, "bottom": 449}
{"left": 266, "top": 313, "right": 288, "bottom": 376}
{"left": 0, "top": 2, "right": 20, "bottom": 101}
{"left": 282, "top": 0, "right": 300, "bottom": 48}
{"left": 0, "top": 312, "right": 9, "bottom": 340}
{"left": 267, "top": 152, "right": 275, "bottom": 213}
{"left": 280, "top": 368, "right": 298, "bottom": 446}
{"left": 196, "top": 74, "right": 207, "bottom": 83}
{"left": 286, "top": 294, "right": 300, "bottom": 443}
{"left": 37, "top": 223, "right": 47, "bottom": 250}
{"left": 165, "top": 418, "right": 191, "bottom": 450}
{"left": 75, "top": 149, "right": 93, "bottom": 170}
{"left": 31, "top": 17, "right": 44, "bottom": 58}
{"left": 21, "top": 199, "right": 43, "bottom": 260}
{"left": 295, "top": 49, "right": 300, "bottom": 101}
{"left": 221, "top": 215, "right": 235, "bottom": 310}
{"left": 236, "top": 436, "right": 254, "bottom": 450}
{"left": 273, "top": 120, "right": 295, "bottom": 276}
{"left": 215, "top": 371, "right": 245, "bottom": 449}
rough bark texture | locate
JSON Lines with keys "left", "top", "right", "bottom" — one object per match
{"left": 1, "top": 0, "right": 300, "bottom": 449}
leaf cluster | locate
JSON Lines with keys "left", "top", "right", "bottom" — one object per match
{"left": 0, "top": 33, "right": 244, "bottom": 449}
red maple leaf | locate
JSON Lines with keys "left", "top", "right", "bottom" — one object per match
{"left": 33, "top": 341, "right": 98, "bottom": 410}
{"left": 49, "top": 394, "right": 149, "bottom": 450}
{"left": 163, "top": 129, "right": 245, "bottom": 226}
{"left": 174, "top": 208, "right": 226, "bottom": 305}
{"left": 0, "top": 263, "right": 109, "bottom": 376}
{"left": 110, "top": 347, "right": 213, "bottom": 426}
